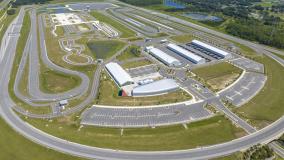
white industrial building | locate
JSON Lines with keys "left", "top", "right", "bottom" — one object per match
{"left": 132, "top": 79, "right": 179, "bottom": 97}
{"left": 105, "top": 62, "right": 134, "bottom": 87}
{"left": 192, "top": 40, "right": 231, "bottom": 58}
{"left": 167, "top": 43, "right": 205, "bottom": 64}
{"left": 147, "top": 46, "right": 181, "bottom": 67}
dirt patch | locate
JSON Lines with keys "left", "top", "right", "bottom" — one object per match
{"left": 207, "top": 73, "right": 240, "bottom": 91}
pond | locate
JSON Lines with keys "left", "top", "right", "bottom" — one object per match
{"left": 163, "top": 0, "right": 186, "bottom": 9}
{"left": 184, "top": 13, "right": 223, "bottom": 22}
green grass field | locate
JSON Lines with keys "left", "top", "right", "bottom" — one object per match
{"left": 90, "top": 11, "right": 136, "bottom": 38}
{"left": 24, "top": 115, "right": 245, "bottom": 151}
{"left": 192, "top": 62, "right": 243, "bottom": 91}
{"left": 116, "top": 45, "right": 141, "bottom": 61}
{"left": 87, "top": 40, "right": 126, "bottom": 59}
{"left": 235, "top": 56, "right": 284, "bottom": 128}
{"left": 96, "top": 72, "right": 192, "bottom": 106}
{"left": 170, "top": 34, "right": 194, "bottom": 43}
{"left": 40, "top": 70, "right": 82, "bottom": 94}
{"left": 0, "top": 117, "right": 85, "bottom": 160}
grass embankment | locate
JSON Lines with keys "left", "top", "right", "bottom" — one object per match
{"left": 0, "top": 117, "right": 85, "bottom": 160}
{"left": 116, "top": 45, "right": 141, "bottom": 61}
{"left": 24, "top": 115, "right": 245, "bottom": 151}
{"left": 90, "top": 11, "right": 136, "bottom": 38}
{"left": 8, "top": 12, "right": 51, "bottom": 114}
{"left": 192, "top": 62, "right": 243, "bottom": 92}
{"left": 235, "top": 56, "right": 284, "bottom": 128}
{"left": 96, "top": 71, "right": 191, "bottom": 106}
{"left": 87, "top": 40, "right": 126, "bottom": 59}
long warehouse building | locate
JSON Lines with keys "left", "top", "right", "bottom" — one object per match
{"left": 105, "top": 62, "right": 134, "bottom": 87}
{"left": 132, "top": 79, "right": 179, "bottom": 97}
{"left": 192, "top": 40, "right": 231, "bottom": 58}
{"left": 167, "top": 43, "right": 205, "bottom": 64}
{"left": 148, "top": 47, "right": 181, "bottom": 67}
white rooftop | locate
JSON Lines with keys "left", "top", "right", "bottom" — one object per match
{"left": 192, "top": 40, "right": 230, "bottom": 57}
{"left": 105, "top": 62, "right": 134, "bottom": 87}
{"left": 167, "top": 43, "right": 204, "bottom": 63}
{"left": 132, "top": 79, "right": 179, "bottom": 96}
{"left": 149, "top": 48, "right": 181, "bottom": 66}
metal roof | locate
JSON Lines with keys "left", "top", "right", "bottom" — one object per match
{"left": 105, "top": 62, "right": 134, "bottom": 86}
{"left": 149, "top": 48, "right": 181, "bottom": 66}
{"left": 167, "top": 43, "right": 205, "bottom": 64}
{"left": 192, "top": 40, "right": 230, "bottom": 58}
{"left": 132, "top": 79, "right": 179, "bottom": 96}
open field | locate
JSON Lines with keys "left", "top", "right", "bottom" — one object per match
{"left": 193, "top": 62, "right": 243, "bottom": 92}
{"left": 116, "top": 45, "right": 141, "bottom": 61}
{"left": 170, "top": 34, "right": 194, "bottom": 43}
{"left": 24, "top": 115, "right": 245, "bottom": 151}
{"left": 40, "top": 70, "right": 81, "bottom": 94}
{"left": 87, "top": 40, "right": 126, "bottom": 59}
{"left": 122, "top": 59, "right": 152, "bottom": 69}
{"left": 96, "top": 72, "right": 192, "bottom": 106}
{"left": 0, "top": 117, "right": 85, "bottom": 160}
{"left": 90, "top": 11, "right": 136, "bottom": 38}
{"left": 235, "top": 56, "right": 284, "bottom": 128}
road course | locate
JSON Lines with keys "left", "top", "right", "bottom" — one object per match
{"left": 0, "top": 4, "right": 284, "bottom": 160}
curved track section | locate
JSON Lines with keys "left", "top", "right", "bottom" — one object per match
{"left": 0, "top": 5, "right": 284, "bottom": 160}
{"left": 16, "top": 10, "right": 89, "bottom": 103}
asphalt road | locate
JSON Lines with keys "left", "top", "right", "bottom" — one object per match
{"left": 0, "top": 4, "right": 284, "bottom": 160}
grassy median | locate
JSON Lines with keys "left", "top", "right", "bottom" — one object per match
{"left": 24, "top": 115, "right": 245, "bottom": 151}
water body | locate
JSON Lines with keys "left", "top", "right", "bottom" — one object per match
{"left": 184, "top": 13, "right": 223, "bottom": 22}
{"left": 163, "top": 0, "right": 186, "bottom": 9}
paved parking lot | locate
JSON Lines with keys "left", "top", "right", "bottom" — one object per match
{"left": 81, "top": 102, "right": 213, "bottom": 128}
{"left": 229, "top": 57, "right": 264, "bottom": 73}
{"left": 219, "top": 72, "right": 267, "bottom": 106}
{"left": 126, "top": 64, "right": 158, "bottom": 77}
